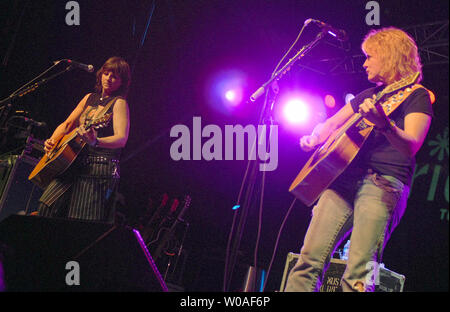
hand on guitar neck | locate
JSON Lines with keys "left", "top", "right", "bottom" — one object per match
{"left": 76, "top": 124, "right": 98, "bottom": 147}
{"left": 357, "top": 94, "right": 391, "bottom": 130}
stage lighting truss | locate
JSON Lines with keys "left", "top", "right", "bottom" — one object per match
{"left": 297, "top": 20, "right": 449, "bottom": 76}
{"left": 405, "top": 20, "right": 449, "bottom": 66}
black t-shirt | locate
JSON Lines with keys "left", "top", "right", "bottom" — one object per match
{"left": 347, "top": 85, "right": 433, "bottom": 186}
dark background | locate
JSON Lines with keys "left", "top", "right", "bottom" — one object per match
{"left": 0, "top": 0, "right": 448, "bottom": 292}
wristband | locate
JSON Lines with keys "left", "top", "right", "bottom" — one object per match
{"left": 377, "top": 119, "right": 396, "bottom": 134}
{"left": 90, "top": 138, "right": 99, "bottom": 147}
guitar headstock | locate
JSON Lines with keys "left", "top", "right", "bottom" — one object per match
{"left": 183, "top": 195, "right": 192, "bottom": 209}
{"left": 176, "top": 195, "right": 191, "bottom": 221}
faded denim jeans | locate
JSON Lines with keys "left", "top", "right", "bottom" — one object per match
{"left": 284, "top": 170, "right": 409, "bottom": 292}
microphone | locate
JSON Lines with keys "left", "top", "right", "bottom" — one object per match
{"left": 23, "top": 117, "right": 46, "bottom": 127}
{"left": 305, "top": 18, "right": 348, "bottom": 41}
{"left": 63, "top": 59, "right": 94, "bottom": 72}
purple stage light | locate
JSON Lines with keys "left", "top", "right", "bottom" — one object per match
{"left": 225, "top": 90, "right": 236, "bottom": 101}
{"left": 205, "top": 69, "right": 247, "bottom": 114}
{"left": 283, "top": 98, "right": 310, "bottom": 124}
{"left": 223, "top": 88, "right": 243, "bottom": 106}
{"left": 345, "top": 93, "right": 355, "bottom": 104}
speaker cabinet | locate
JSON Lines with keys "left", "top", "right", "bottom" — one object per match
{"left": 280, "top": 252, "right": 405, "bottom": 292}
{"left": 0, "top": 215, "right": 167, "bottom": 291}
{"left": 0, "top": 155, "right": 42, "bottom": 222}
{"left": 280, "top": 252, "right": 346, "bottom": 292}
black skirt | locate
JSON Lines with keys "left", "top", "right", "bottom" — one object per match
{"left": 38, "top": 153, "right": 120, "bottom": 223}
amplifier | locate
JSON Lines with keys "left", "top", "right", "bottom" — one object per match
{"left": 280, "top": 252, "right": 405, "bottom": 292}
{"left": 320, "top": 258, "right": 347, "bottom": 292}
{"left": 376, "top": 264, "right": 406, "bottom": 292}
{"left": 0, "top": 137, "right": 44, "bottom": 222}
{"left": 0, "top": 154, "right": 42, "bottom": 222}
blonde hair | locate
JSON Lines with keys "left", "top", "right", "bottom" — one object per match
{"left": 362, "top": 27, "right": 422, "bottom": 84}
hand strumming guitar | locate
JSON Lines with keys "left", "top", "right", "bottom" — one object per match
{"left": 44, "top": 138, "right": 56, "bottom": 155}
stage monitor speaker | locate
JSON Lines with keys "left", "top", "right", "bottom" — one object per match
{"left": 279, "top": 252, "right": 346, "bottom": 292}
{"left": 280, "top": 252, "right": 405, "bottom": 292}
{"left": 0, "top": 215, "right": 168, "bottom": 291}
{"left": 0, "top": 154, "right": 42, "bottom": 222}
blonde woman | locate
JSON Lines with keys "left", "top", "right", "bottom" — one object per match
{"left": 285, "top": 27, "right": 433, "bottom": 292}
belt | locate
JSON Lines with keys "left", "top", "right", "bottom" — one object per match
{"left": 79, "top": 155, "right": 121, "bottom": 179}
{"left": 81, "top": 155, "right": 120, "bottom": 164}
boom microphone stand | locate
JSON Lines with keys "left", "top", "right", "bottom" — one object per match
{"left": 0, "top": 61, "right": 81, "bottom": 139}
{"left": 223, "top": 30, "right": 327, "bottom": 292}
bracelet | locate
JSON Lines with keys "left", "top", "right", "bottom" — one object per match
{"left": 377, "top": 119, "right": 396, "bottom": 134}
{"left": 89, "top": 138, "right": 99, "bottom": 147}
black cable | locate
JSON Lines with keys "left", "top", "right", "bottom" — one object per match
{"left": 223, "top": 22, "right": 310, "bottom": 292}
{"left": 223, "top": 85, "right": 271, "bottom": 291}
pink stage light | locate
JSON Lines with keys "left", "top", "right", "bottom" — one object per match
{"left": 324, "top": 94, "right": 336, "bottom": 108}
{"left": 274, "top": 91, "right": 327, "bottom": 135}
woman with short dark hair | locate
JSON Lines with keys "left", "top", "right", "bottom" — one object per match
{"left": 37, "top": 56, "right": 131, "bottom": 223}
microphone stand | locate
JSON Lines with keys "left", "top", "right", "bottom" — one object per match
{"left": 0, "top": 62, "right": 76, "bottom": 138}
{"left": 250, "top": 31, "right": 325, "bottom": 102}
{"left": 223, "top": 31, "right": 326, "bottom": 292}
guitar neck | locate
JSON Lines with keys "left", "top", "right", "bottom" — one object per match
{"left": 68, "top": 120, "right": 96, "bottom": 141}
{"left": 57, "top": 124, "right": 86, "bottom": 149}
{"left": 335, "top": 89, "right": 385, "bottom": 139}
{"left": 333, "top": 112, "right": 363, "bottom": 140}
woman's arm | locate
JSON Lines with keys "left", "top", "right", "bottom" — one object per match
{"left": 300, "top": 102, "right": 355, "bottom": 152}
{"left": 44, "top": 93, "right": 91, "bottom": 153}
{"left": 379, "top": 112, "right": 431, "bottom": 157}
{"left": 96, "top": 98, "right": 130, "bottom": 148}
{"left": 77, "top": 98, "right": 130, "bottom": 149}
{"left": 358, "top": 97, "right": 432, "bottom": 157}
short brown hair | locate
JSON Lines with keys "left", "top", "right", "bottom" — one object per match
{"left": 95, "top": 56, "right": 131, "bottom": 98}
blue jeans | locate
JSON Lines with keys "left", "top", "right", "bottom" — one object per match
{"left": 284, "top": 171, "right": 409, "bottom": 292}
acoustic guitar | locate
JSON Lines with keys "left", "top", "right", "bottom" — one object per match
{"left": 289, "top": 72, "right": 421, "bottom": 206}
{"left": 28, "top": 113, "right": 112, "bottom": 189}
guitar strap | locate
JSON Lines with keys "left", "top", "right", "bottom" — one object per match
{"left": 359, "top": 84, "right": 433, "bottom": 130}
{"left": 380, "top": 84, "right": 434, "bottom": 117}
{"left": 94, "top": 96, "right": 120, "bottom": 119}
